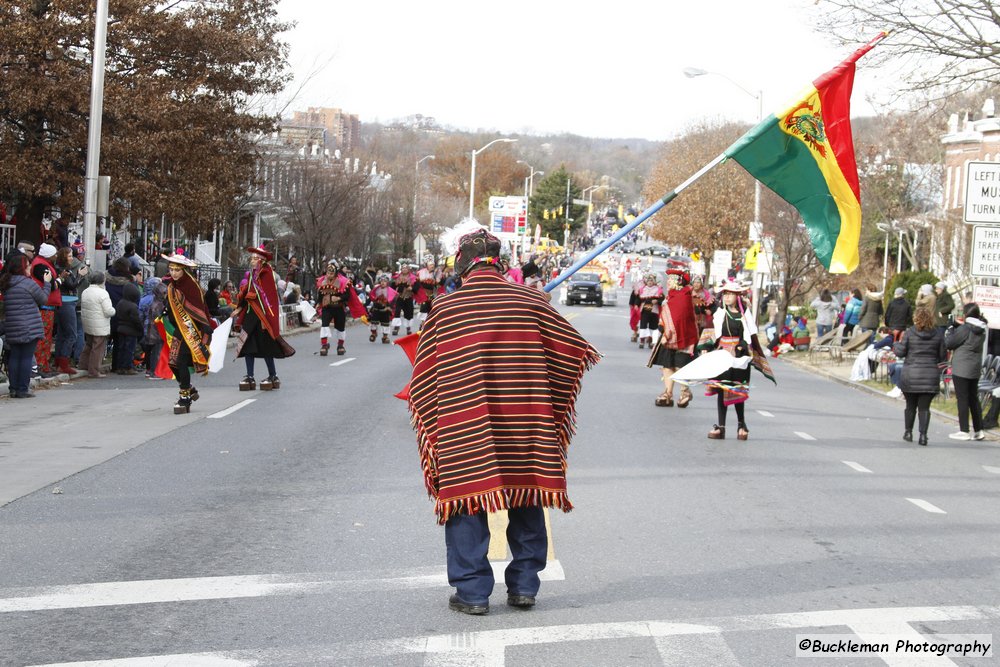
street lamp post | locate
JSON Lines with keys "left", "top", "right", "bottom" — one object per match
{"left": 469, "top": 138, "right": 517, "bottom": 220}
{"left": 82, "top": 0, "right": 110, "bottom": 266}
{"left": 684, "top": 66, "right": 764, "bottom": 318}
{"left": 583, "top": 185, "right": 608, "bottom": 235}
{"left": 413, "top": 154, "right": 435, "bottom": 227}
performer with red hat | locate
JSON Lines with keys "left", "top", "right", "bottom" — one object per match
{"left": 648, "top": 268, "right": 697, "bottom": 407}
{"left": 231, "top": 245, "right": 295, "bottom": 391}
{"left": 414, "top": 255, "right": 442, "bottom": 331}
{"left": 367, "top": 272, "right": 397, "bottom": 343}
{"left": 391, "top": 262, "right": 418, "bottom": 336}
{"left": 162, "top": 253, "right": 212, "bottom": 414}
{"left": 314, "top": 259, "right": 367, "bottom": 355}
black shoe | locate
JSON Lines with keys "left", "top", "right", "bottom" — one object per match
{"left": 14, "top": 391, "right": 36, "bottom": 398}
{"left": 903, "top": 430, "right": 913, "bottom": 442}
{"left": 448, "top": 594, "right": 488, "bottom": 615}
{"left": 507, "top": 594, "right": 536, "bottom": 609}
{"left": 918, "top": 433, "right": 928, "bottom": 446}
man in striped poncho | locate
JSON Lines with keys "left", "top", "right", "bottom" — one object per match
{"left": 408, "top": 228, "right": 600, "bottom": 615}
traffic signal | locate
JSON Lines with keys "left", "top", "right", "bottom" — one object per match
{"left": 543, "top": 209, "right": 549, "bottom": 219}
{"left": 558, "top": 206, "right": 564, "bottom": 215}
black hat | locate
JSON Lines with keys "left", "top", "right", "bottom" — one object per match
{"left": 454, "top": 229, "right": 502, "bottom": 276}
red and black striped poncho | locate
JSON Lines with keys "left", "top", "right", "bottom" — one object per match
{"left": 408, "top": 269, "right": 601, "bottom": 524}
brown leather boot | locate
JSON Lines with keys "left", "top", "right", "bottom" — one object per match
{"left": 707, "top": 425, "right": 725, "bottom": 439}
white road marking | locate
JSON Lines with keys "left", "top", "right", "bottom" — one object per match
{"left": 26, "top": 605, "right": 998, "bottom": 667}
{"left": 794, "top": 431, "right": 816, "bottom": 440}
{"left": 756, "top": 410, "right": 774, "bottom": 418}
{"left": 206, "top": 400, "right": 255, "bottom": 419}
{"left": 655, "top": 632, "right": 741, "bottom": 666}
{"left": 842, "top": 460, "right": 873, "bottom": 473}
{"left": 0, "top": 563, "right": 566, "bottom": 613}
{"left": 983, "top": 465, "right": 1000, "bottom": 474}
{"left": 329, "top": 358, "right": 355, "bottom": 367}
{"left": 906, "top": 498, "right": 947, "bottom": 514}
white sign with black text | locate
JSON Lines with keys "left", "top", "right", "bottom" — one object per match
{"left": 969, "top": 225, "right": 1000, "bottom": 277}
{"left": 964, "top": 161, "right": 1000, "bottom": 224}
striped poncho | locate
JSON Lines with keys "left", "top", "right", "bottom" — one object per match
{"left": 408, "top": 269, "right": 601, "bottom": 524}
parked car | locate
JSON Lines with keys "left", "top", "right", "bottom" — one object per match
{"left": 566, "top": 271, "right": 604, "bottom": 307}
{"left": 640, "top": 245, "right": 671, "bottom": 257}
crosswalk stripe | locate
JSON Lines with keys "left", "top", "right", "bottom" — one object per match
{"left": 655, "top": 632, "right": 741, "bottom": 666}
{"left": 26, "top": 605, "right": 999, "bottom": 666}
{"left": 0, "top": 564, "right": 566, "bottom": 613}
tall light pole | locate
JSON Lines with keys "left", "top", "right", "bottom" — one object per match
{"left": 82, "top": 0, "right": 110, "bottom": 266}
{"left": 583, "top": 184, "right": 608, "bottom": 234}
{"left": 684, "top": 66, "right": 764, "bottom": 318}
{"left": 469, "top": 138, "right": 517, "bottom": 220}
{"left": 414, "top": 154, "right": 435, "bottom": 226}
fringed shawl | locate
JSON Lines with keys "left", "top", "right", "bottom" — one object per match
{"left": 408, "top": 269, "right": 601, "bottom": 524}
{"left": 165, "top": 270, "right": 212, "bottom": 375}
{"left": 237, "top": 263, "right": 281, "bottom": 338}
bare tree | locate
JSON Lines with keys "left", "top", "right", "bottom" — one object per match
{"left": 817, "top": 0, "right": 1000, "bottom": 95}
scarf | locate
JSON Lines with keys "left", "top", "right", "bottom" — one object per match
{"left": 238, "top": 263, "right": 281, "bottom": 337}
{"left": 662, "top": 286, "right": 698, "bottom": 350}
{"left": 166, "top": 270, "right": 212, "bottom": 374}
{"left": 408, "top": 270, "right": 601, "bottom": 524}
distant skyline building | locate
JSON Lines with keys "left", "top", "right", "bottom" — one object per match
{"left": 289, "top": 107, "right": 360, "bottom": 152}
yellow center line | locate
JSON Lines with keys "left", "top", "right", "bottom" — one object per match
{"left": 488, "top": 509, "right": 556, "bottom": 561}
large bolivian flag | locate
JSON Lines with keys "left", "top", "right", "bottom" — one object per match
{"left": 724, "top": 34, "right": 885, "bottom": 274}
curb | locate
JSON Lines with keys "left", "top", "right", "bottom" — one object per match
{"left": 0, "top": 323, "right": 320, "bottom": 399}
{"left": 779, "top": 354, "right": 996, "bottom": 439}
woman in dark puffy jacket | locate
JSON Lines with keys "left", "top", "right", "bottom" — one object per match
{"left": 894, "top": 307, "right": 946, "bottom": 446}
{"left": 0, "top": 255, "right": 51, "bottom": 397}
{"left": 945, "top": 302, "right": 989, "bottom": 441}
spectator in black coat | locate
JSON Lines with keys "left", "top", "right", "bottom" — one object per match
{"left": 114, "top": 282, "right": 142, "bottom": 375}
{"left": 893, "top": 308, "right": 946, "bottom": 446}
{"left": 945, "top": 302, "right": 989, "bottom": 441}
{"left": 884, "top": 287, "right": 913, "bottom": 341}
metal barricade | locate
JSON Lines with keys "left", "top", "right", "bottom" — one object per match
{"left": 278, "top": 304, "right": 300, "bottom": 333}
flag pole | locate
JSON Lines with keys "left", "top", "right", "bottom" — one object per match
{"left": 544, "top": 152, "right": 727, "bottom": 292}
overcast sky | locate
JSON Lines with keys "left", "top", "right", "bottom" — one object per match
{"left": 274, "top": 0, "right": 895, "bottom": 140}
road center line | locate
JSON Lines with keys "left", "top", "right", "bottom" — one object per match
{"left": 329, "top": 358, "right": 356, "bottom": 367}
{"left": 756, "top": 410, "right": 774, "bottom": 418}
{"left": 983, "top": 465, "right": 1000, "bottom": 474}
{"left": 206, "top": 400, "right": 256, "bottom": 419}
{"left": 794, "top": 431, "right": 816, "bottom": 441}
{"left": 842, "top": 461, "right": 873, "bottom": 473}
{"left": 906, "top": 498, "right": 947, "bottom": 514}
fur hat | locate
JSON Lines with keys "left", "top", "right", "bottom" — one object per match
{"left": 719, "top": 279, "right": 748, "bottom": 293}
{"left": 38, "top": 243, "right": 57, "bottom": 259}
{"left": 245, "top": 245, "right": 273, "bottom": 261}
{"left": 161, "top": 253, "right": 197, "bottom": 268}
{"left": 454, "top": 229, "right": 502, "bottom": 276}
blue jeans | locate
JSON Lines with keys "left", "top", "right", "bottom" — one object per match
{"left": 8, "top": 340, "right": 38, "bottom": 393}
{"left": 114, "top": 334, "right": 137, "bottom": 371}
{"left": 55, "top": 302, "right": 78, "bottom": 358}
{"left": 73, "top": 311, "right": 85, "bottom": 362}
{"left": 816, "top": 323, "right": 832, "bottom": 338}
{"left": 445, "top": 506, "right": 547, "bottom": 604}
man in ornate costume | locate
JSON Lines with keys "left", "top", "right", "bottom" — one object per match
{"left": 232, "top": 246, "right": 295, "bottom": 391}
{"left": 391, "top": 261, "right": 417, "bottom": 336}
{"left": 367, "top": 272, "right": 397, "bottom": 343}
{"left": 414, "top": 255, "right": 442, "bottom": 331}
{"left": 314, "top": 260, "right": 367, "bottom": 356}
{"left": 162, "top": 253, "right": 212, "bottom": 414}
{"left": 636, "top": 272, "right": 665, "bottom": 349}
{"left": 408, "top": 226, "right": 600, "bottom": 615}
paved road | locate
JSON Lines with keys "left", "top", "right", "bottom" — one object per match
{"left": 2, "top": 303, "right": 1000, "bottom": 666}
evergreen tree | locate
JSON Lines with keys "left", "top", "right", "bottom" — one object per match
{"left": 528, "top": 166, "right": 586, "bottom": 239}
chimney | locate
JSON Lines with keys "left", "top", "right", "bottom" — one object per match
{"left": 983, "top": 99, "right": 996, "bottom": 118}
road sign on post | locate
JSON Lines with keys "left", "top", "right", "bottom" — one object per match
{"left": 413, "top": 233, "right": 426, "bottom": 259}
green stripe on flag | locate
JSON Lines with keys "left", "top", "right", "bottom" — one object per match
{"left": 726, "top": 116, "right": 842, "bottom": 270}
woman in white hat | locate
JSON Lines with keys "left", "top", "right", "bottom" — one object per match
{"left": 706, "top": 280, "right": 772, "bottom": 441}
{"left": 162, "top": 254, "right": 212, "bottom": 414}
